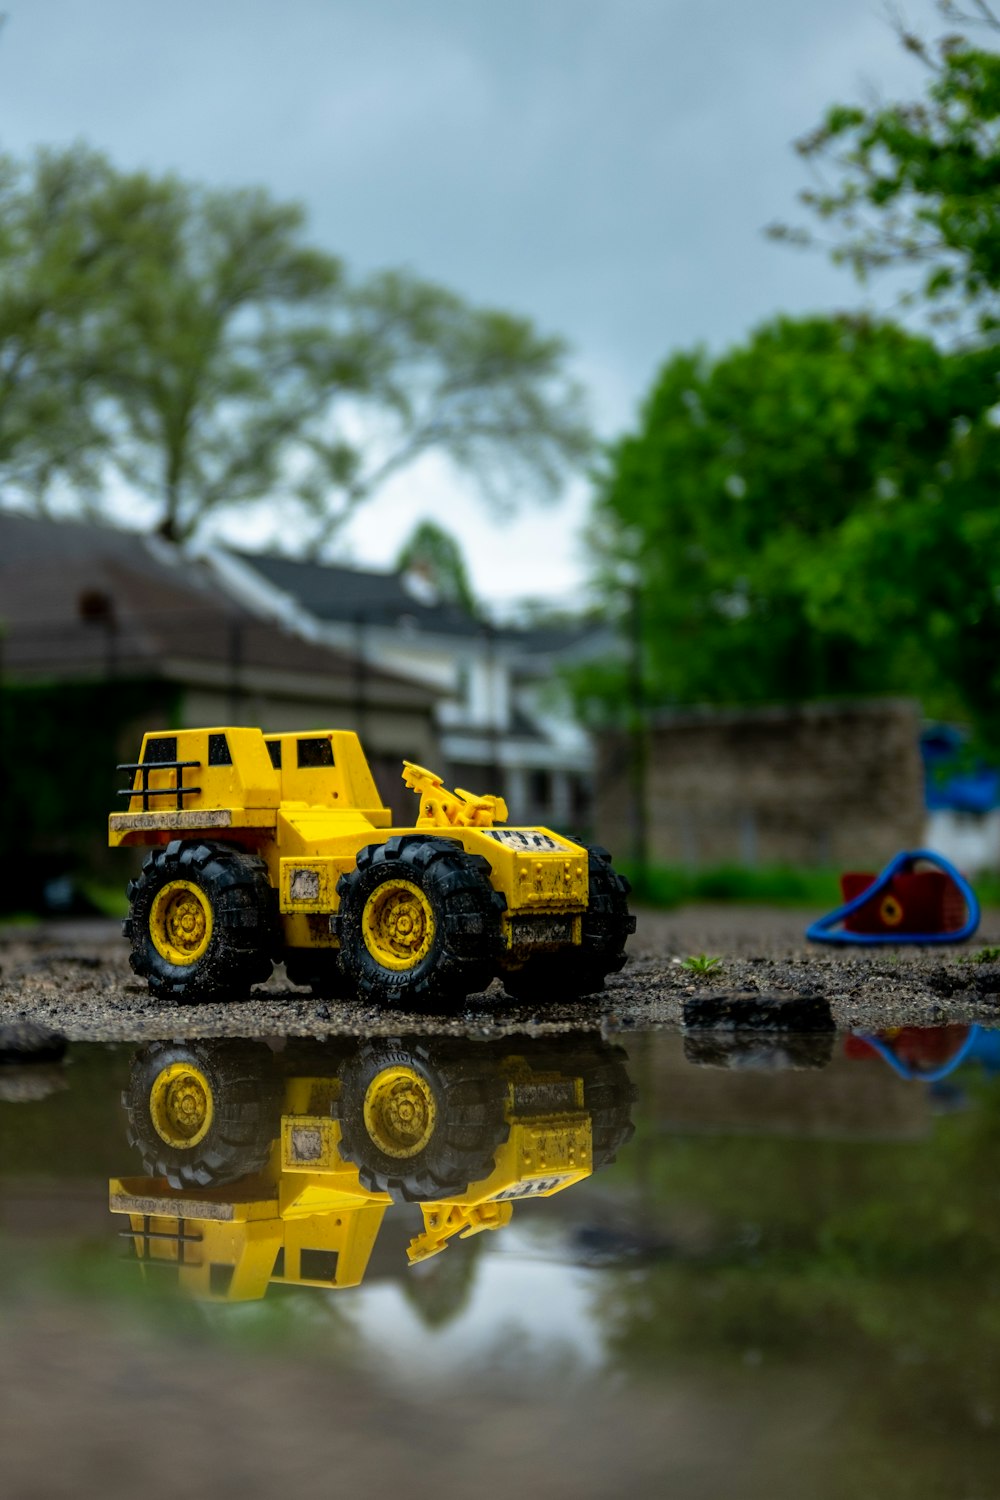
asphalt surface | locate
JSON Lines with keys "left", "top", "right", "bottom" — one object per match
{"left": 3, "top": 905, "right": 1000, "bottom": 1041}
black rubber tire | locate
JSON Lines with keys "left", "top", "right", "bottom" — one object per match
{"left": 122, "top": 1038, "right": 282, "bottom": 1190}
{"left": 284, "top": 950, "right": 353, "bottom": 999}
{"left": 334, "top": 1037, "right": 510, "bottom": 1201}
{"left": 501, "top": 845, "right": 635, "bottom": 1002}
{"left": 336, "top": 836, "right": 505, "bottom": 1011}
{"left": 125, "top": 839, "right": 275, "bottom": 1002}
{"left": 535, "top": 1038, "right": 637, "bottom": 1168}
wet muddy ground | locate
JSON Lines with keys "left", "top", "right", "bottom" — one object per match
{"left": 3, "top": 903, "right": 1000, "bottom": 1039}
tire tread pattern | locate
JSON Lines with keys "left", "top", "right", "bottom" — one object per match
{"left": 122, "top": 1039, "right": 282, "bottom": 1190}
{"left": 334, "top": 1038, "right": 510, "bottom": 1201}
{"left": 126, "top": 840, "right": 275, "bottom": 1002}
{"left": 336, "top": 837, "right": 505, "bottom": 1011}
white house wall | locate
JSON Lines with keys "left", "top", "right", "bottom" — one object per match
{"left": 206, "top": 548, "right": 595, "bottom": 790}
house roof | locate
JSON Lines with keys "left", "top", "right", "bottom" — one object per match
{"left": 234, "top": 548, "right": 614, "bottom": 660}
{"left": 236, "top": 550, "right": 487, "bottom": 637}
{"left": 0, "top": 513, "right": 435, "bottom": 707}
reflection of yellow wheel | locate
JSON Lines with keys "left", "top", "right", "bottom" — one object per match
{"left": 149, "top": 880, "right": 213, "bottom": 966}
{"left": 148, "top": 1061, "right": 214, "bottom": 1150}
{"left": 336, "top": 1039, "right": 509, "bottom": 1196}
{"left": 880, "top": 894, "right": 904, "bottom": 928}
{"left": 125, "top": 1040, "right": 281, "bottom": 1189}
{"left": 361, "top": 879, "right": 435, "bottom": 971}
{"left": 363, "top": 1065, "right": 437, "bottom": 1158}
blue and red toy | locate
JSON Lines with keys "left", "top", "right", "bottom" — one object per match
{"left": 806, "top": 849, "right": 980, "bottom": 946}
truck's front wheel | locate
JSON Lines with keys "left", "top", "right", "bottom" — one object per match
{"left": 337, "top": 836, "right": 504, "bottom": 1011}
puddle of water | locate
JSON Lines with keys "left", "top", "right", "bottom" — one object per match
{"left": 2, "top": 1020, "right": 1000, "bottom": 1497}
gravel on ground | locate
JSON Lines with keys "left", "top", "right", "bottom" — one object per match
{"left": 2, "top": 905, "right": 1000, "bottom": 1042}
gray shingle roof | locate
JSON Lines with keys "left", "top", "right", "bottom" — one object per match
{"left": 0, "top": 513, "right": 434, "bottom": 703}
{"left": 238, "top": 550, "right": 487, "bottom": 637}
{"left": 236, "top": 549, "right": 614, "bottom": 660}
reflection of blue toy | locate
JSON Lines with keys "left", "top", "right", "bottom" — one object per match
{"left": 857, "top": 1027, "right": 981, "bottom": 1082}
{"left": 806, "top": 849, "right": 980, "bottom": 946}
{"left": 851, "top": 1024, "right": 1000, "bottom": 1084}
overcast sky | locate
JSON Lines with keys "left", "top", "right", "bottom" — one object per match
{"left": 1, "top": 0, "right": 943, "bottom": 603}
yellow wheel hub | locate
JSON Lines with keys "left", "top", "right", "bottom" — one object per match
{"left": 149, "top": 879, "right": 213, "bottom": 966}
{"left": 149, "top": 1062, "right": 214, "bottom": 1149}
{"left": 361, "top": 878, "right": 435, "bottom": 971}
{"left": 363, "top": 1066, "right": 437, "bottom": 1158}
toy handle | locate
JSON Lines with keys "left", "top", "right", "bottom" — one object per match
{"left": 805, "top": 848, "right": 980, "bottom": 946}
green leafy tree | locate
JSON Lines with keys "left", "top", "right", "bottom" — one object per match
{"left": 289, "top": 269, "right": 593, "bottom": 554}
{"left": 588, "top": 314, "right": 1000, "bottom": 739}
{"left": 0, "top": 150, "right": 592, "bottom": 547}
{"left": 0, "top": 23, "right": 586, "bottom": 541}
{"left": 88, "top": 168, "right": 341, "bottom": 543}
{"left": 0, "top": 146, "right": 117, "bottom": 506}
{"left": 395, "top": 518, "right": 477, "bottom": 614}
{"left": 771, "top": 1, "right": 1000, "bottom": 338}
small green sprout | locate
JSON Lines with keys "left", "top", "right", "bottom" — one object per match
{"left": 681, "top": 953, "right": 723, "bottom": 974}
{"left": 972, "top": 945, "right": 1000, "bottom": 964}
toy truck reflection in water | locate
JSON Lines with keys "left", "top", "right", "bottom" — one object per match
{"left": 109, "top": 1033, "right": 636, "bottom": 1302}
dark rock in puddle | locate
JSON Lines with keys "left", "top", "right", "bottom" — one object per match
{"left": 0, "top": 1022, "right": 67, "bottom": 1065}
{"left": 682, "top": 990, "right": 835, "bottom": 1033}
{"left": 684, "top": 1031, "right": 835, "bottom": 1071}
{"left": 0, "top": 1065, "right": 69, "bottom": 1104}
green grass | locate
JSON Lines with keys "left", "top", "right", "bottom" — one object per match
{"left": 680, "top": 953, "right": 723, "bottom": 973}
{"left": 972, "top": 874, "right": 1000, "bottom": 907}
{"left": 0, "top": 912, "right": 40, "bottom": 931}
{"left": 624, "top": 859, "right": 1000, "bottom": 911}
{"left": 622, "top": 862, "right": 844, "bottom": 910}
{"left": 77, "top": 879, "right": 129, "bottom": 919}
{"left": 964, "top": 945, "right": 1000, "bottom": 965}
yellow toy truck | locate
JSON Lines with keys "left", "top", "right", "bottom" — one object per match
{"left": 109, "top": 1033, "right": 636, "bottom": 1301}
{"left": 109, "top": 727, "right": 633, "bottom": 1008}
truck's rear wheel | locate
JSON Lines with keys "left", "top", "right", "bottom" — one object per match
{"left": 125, "top": 840, "right": 275, "bottom": 1001}
{"left": 334, "top": 1038, "right": 509, "bottom": 1200}
{"left": 337, "top": 836, "right": 504, "bottom": 1010}
{"left": 501, "top": 846, "right": 634, "bottom": 1003}
{"left": 123, "top": 1039, "right": 281, "bottom": 1189}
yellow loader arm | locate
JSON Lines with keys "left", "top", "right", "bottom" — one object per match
{"left": 402, "top": 761, "right": 509, "bottom": 829}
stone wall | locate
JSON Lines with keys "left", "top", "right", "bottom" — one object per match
{"left": 596, "top": 700, "right": 925, "bottom": 869}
